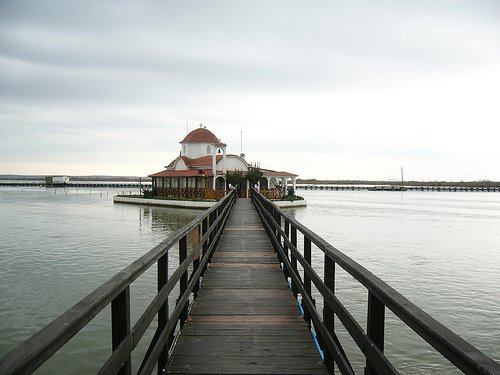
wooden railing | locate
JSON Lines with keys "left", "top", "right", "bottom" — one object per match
{"left": 154, "top": 187, "right": 226, "bottom": 201}
{"left": 260, "top": 189, "right": 282, "bottom": 200}
{"left": 251, "top": 187, "right": 500, "bottom": 375}
{"left": 0, "top": 189, "right": 237, "bottom": 375}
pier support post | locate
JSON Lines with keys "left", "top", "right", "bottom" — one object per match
{"left": 303, "top": 237, "right": 312, "bottom": 328}
{"left": 111, "top": 287, "right": 131, "bottom": 375}
{"left": 179, "top": 235, "right": 188, "bottom": 328}
{"left": 323, "top": 255, "right": 335, "bottom": 373}
{"left": 157, "top": 254, "right": 170, "bottom": 374}
{"left": 283, "top": 219, "right": 290, "bottom": 281}
{"left": 290, "top": 225, "right": 298, "bottom": 296}
{"left": 365, "top": 292, "right": 385, "bottom": 375}
{"left": 192, "top": 224, "right": 201, "bottom": 299}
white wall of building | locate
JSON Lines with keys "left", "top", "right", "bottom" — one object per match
{"left": 219, "top": 156, "right": 248, "bottom": 171}
{"left": 174, "top": 158, "right": 187, "bottom": 170}
{"left": 182, "top": 142, "right": 212, "bottom": 159}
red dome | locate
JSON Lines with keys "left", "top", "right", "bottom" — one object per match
{"left": 180, "top": 127, "right": 225, "bottom": 145}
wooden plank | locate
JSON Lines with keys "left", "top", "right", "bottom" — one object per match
{"left": 210, "top": 250, "right": 277, "bottom": 262}
{"left": 171, "top": 336, "right": 321, "bottom": 357}
{"left": 166, "top": 198, "right": 326, "bottom": 374}
{"left": 167, "top": 355, "right": 325, "bottom": 374}
{"left": 209, "top": 263, "right": 278, "bottom": 269}
{"left": 180, "top": 324, "right": 310, "bottom": 336}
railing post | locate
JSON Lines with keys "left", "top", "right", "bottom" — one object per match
{"left": 208, "top": 210, "right": 215, "bottom": 253}
{"left": 209, "top": 208, "right": 219, "bottom": 263}
{"left": 365, "top": 291, "right": 385, "bottom": 375}
{"left": 111, "top": 287, "right": 131, "bottom": 375}
{"left": 178, "top": 235, "right": 188, "bottom": 329}
{"left": 266, "top": 202, "right": 273, "bottom": 234}
{"left": 192, "top": 224, "right": 201, "bottom": 299}
{"left": 283, "top": 219, "right": 290, "bottom": 280}
{"left": 323, "top": 254, "right": 335, "bottom": 373}
{"left": 157, "top": 253, "right": 169, "bottom": 374}
{"left": 274, "top": 210, "right": 281, "bottom": 248}
{"left": 270, "top": 207, "right": 276, "bottom": 246}
{"left": 201, "top": 216, "right": 208, "bottom": 275}
{"left": 290, "top": 225, "right": 298, "bottom": 296}
{"left": 303, "top": 237, "right": 312, "bottom": 328}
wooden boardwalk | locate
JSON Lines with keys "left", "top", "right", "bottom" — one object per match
{"left": 166, "top": 198, "right": 327, "bottom": 374}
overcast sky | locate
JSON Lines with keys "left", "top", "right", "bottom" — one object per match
{"left": 1, "top": 1, "right": 500, "bottom": 181}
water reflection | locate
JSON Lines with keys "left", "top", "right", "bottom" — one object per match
{"left": 2, "top": 188, "right": 499, "bottom": 372}
{"left": 277, "top": 189, "right": 500, "bottom": 372}
{"left": 0, "top": 188, "right": 202, "bottom": 373}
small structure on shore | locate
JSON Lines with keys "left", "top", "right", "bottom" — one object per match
{"left": 45, "top": 176, "right": 70, "bottom": 186}
{"left": 148, "top": 125, "right": 298, "bottom": 200}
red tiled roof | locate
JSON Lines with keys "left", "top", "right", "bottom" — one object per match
{"left": 165, "top": 155, "right": 223, "bottom": 169}
{"left": 165, "top": 159, "right": 176, "bottom": 168}
{"left": 188, "top": 155, "right": 223, "bottom": 166}
{"left": 180, "top": 127, "right": 226, "bottom": 146}
{"left": 149, "top": 169, "right": 222, "bottom": 178}
{"left": 261, "top": 168, "right": 298, "bottom": 177}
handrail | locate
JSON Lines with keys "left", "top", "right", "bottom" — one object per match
{"left": 250, "top": 187, "right": 500, "bottom": 375}
{"left": 0, "top": 189, "right": 237, "bottom": 375}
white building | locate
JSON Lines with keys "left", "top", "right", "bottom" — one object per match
{"left": 45, "top": 176, "right": 70, "bottom": 186}
{"left": 149, "top": 126, "right": 297, "bottom": 199}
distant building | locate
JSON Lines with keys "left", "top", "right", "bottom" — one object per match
{"left": 149, "top": 125, "right": 297, "bottom": 200}
{"left": 45, "top": 176, "right": 70, "bottom": 186}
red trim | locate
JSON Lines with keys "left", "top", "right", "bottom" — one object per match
{"left": 149, "top": 169, "right": 224, "bottom": 178}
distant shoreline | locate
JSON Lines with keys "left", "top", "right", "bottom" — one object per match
{"left": 1, "top": 175, "right": 499, "bottom": 188}
{"left": 0, "top": 175, "right": 151, "bottom": 182}
{"left": 297, "top": 179, "right": 500, "bottom": 188}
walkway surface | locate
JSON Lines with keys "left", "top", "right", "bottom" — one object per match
{"left": 166, "top": 198, "right": 327, "bottom": 374}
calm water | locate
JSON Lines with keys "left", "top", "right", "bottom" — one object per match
{"left": 0, "top": 187, "right": 200, "bottom": 374}
{"left": 1, "top": 187, "right": 499, "bottom": 374}
{"left": 285, "top": 189, "right": 500, "bottom": 374}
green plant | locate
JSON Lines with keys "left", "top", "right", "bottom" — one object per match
{"left": 226, "top": 170, "right": 245, "bottom": 188}
{"left": 142, "top": 187, "right": 154, "bottom": 199}
{"left": 246, "top": 167, "right": 263, "bottom": 186}
{"left": 282, "top": 186, "right": 304, "bottom": 201}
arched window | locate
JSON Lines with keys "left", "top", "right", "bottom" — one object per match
{"left": 215, "top": 176, "right": 225, "bottom": 190}
{"left": 207, "top": 145, "right": 212, "bottom": 154}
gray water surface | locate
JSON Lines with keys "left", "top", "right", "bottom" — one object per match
{"left": 0, "top": 187, "right": 199, "bottom": 373}
{"left": 285, "top": 189, "right": 500, "bottom": 374}
{"left": 1, "top": 187, "right": 499, "bottom": 374}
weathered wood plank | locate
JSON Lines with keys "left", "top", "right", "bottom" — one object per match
{"left": 180, "top": 324, "right": 310, "bottom": 336}
{"left": 167, "top": 355, "right": 325, "bottom": 374}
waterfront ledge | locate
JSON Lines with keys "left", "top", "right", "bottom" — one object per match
{"left": 113, "top": 195, "right": 216, "bottom": 209}
{"left": 113, "top": 195, "right": 307, "bottom": 208}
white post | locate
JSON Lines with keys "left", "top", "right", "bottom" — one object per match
{"left": 223, "top": 146, "right": 227, "bottom": 174}
{"left": 212, "top": 144, "right": 216, "bottom": 190}
{"left": 293, "top": 177, "right": 296, "bottom": 192}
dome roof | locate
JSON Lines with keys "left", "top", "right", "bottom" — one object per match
{"left": 180, "top": 127, "right": 225, "bottom": 145}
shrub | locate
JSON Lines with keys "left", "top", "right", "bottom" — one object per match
{"left": 142, "top": 187, "right": 154, "bottom": 199}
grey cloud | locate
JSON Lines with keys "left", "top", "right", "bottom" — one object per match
{"left": 1, "top": 1, "right": 500, "bottom": 177}
{"left": 2, "top": 1, "right": 499, "bottom": 106}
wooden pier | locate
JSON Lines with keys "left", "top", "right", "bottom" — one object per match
{"left": 1, "top": 188, "right": 499, "bottom": 375}
{"left": 166, "top": 198, "right": 326, "bottom": 374}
